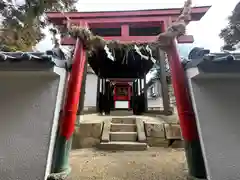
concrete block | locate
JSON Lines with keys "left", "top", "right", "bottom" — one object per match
{"left": 136, "top": 118, "right": 146, "bottom": 142}
{"left": 146, "top": 137, "right": 170, "bottom": 147}
{"left": 101, "top": 119, "right": 111, "bottom": 142}
{"left": 71, "top": 129, "right": 81, "bottom": 149}
{"left": 164, "top": 124, "right": 182, "bottom": 139}
{"left": 72, "top": 122, "right": 103, "bottom": 149}
{"left": 78, "top": 122, "right": 103, "bottom": 138}
{"left": 72, "top": 127, "right": 101, "bottom": 149}
{"left": 79, "top": 137, "right": 100, "bottom": 148}
{"left": 144, "top": 122, "right": 165, "bottom": 138}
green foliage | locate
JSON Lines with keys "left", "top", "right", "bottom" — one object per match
{"left": 0, "top": 0, "right": 77, "bottom": 51}
{"left": 220, "top": 2, "right": 240, "bottom": 49}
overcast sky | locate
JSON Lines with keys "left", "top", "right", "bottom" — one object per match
{"left": 36, "top": 0, "right": 239, "bottom": 52}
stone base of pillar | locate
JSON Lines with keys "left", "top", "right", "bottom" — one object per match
{"left": 47, "top": 168, "right": 71, "bottom": 180}
{"left": 185, "top": 139, "right": 206, "bottom": 179}
{"left": 51, "top": 135, "right": 73, "bottom": 179}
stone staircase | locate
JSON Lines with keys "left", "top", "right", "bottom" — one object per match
{"left": 97, "top": 117, "right": 148, "bottom": 151}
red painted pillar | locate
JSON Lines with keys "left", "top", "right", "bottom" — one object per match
{"left": 52, "top": 34, "right": 87, "bottom": 174}
{"left": 163, "top": 20, "right": 206, "bottom": 178}
{"left": 167, "top": 40, "right": 199, "bottom": 140}
{"left": 60, "top": 37, "right": 86, "bottom": 139}
{"left": 128, "top": 84, "right": 131, "bottom": 109}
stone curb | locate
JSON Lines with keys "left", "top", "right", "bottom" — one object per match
{"left": 101, "top": 119, "right": 111, "bottom": 142}
{"left": 136, "top": 118, "right": 146, "bottom": 142}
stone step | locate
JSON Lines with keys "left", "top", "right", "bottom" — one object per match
{"left": 97, "top": 141, "right": 148, "bottom": 151}
{"left": 110, "top": 110, "right": 133, "bottom": 116}
{"left": 111, "top": 118, "right": 136, "bottom": 124}
{"left": 110, "top": 132, "right": 137, "bottom": 142}
{"left": 110, "top": 123, "right": 137, "bottom": 132}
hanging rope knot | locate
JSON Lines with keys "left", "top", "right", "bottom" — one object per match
{"left": 156, "top": 0, "right": 192, "bottom": 48}
{"left": 68, "top": 26, "right": 92, "bottom": 49}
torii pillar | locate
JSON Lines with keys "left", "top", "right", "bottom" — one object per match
{"left": 165, "top": 18, "right": 206, "bottom": 179}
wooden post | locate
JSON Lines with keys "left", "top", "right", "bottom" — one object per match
{"left": 99, "top": 78, "right": 104, "bottom": 114}
{"left": 96, "top": 76, "right": 100, "bottom": 113}
{"left": 139, "top": 78, "right": 142, "bottom": 93}
{"left": 103, "top": 79, "right": 107, "bottom": 113}
{"left": 144, "top": 74, "right": 148, "bottom": 112}
{"left": 132, "top": 81, "right": 136, "bottom": 114}
{"left": 134, "top": 80, "right": 139, "bottom": 114}
{"left": 105, "top": 80, "right": 111, "bottom": 114}
{"left": 157, "top": 48, "right": 171, "bottom": 115}
{"left": 137, "top": 79, "right": 140, "bottom": 95}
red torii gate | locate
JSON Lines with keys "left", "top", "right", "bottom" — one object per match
{"left": 46, "top": 5, "right": 210, "bottom": 180}
{"left": 47, "top": 6, "right": 210, "bottom": 115}
{"left": 47, "top": 6, "right": 210, "bottom": 45}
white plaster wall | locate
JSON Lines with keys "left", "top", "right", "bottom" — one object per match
{"left": 147, "top": 81, "right": 163, "bottom": 108}
{"left": 188, "top": 77, "right": 240, "bottom": 180}
{"left": 0, "top": 70, "right": 65, "bottom": 180}
{"left": 84, "top": 73, "right": 97, "bottom": 107}
{"left": 147, "top": 97, "right": 163, "bottom": 107}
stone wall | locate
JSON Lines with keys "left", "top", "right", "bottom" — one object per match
{"left": 72, "top": 121, "right": 103, "bottom": 149}
{"left": 143, "top": 115, "right": 183, "bottom": 148}
{"left": 71, "top": 114, "right": 183, "bottom": 149}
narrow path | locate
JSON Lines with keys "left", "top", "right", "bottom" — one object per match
{"left": 67, "top": 147, "right": 188, "bottom": 180}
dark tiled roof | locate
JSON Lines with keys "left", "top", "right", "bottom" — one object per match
{"left": 182, "top": 47, "right": 240, "bottom": 73}
{"left": 0, "top": 48, "right": 70, "bottom": 69}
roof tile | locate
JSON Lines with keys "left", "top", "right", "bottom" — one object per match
{"left": 183, "top": 47, "right": 240, "bottom": 70}
{"left": 0, "top": 48, "right": 70, "bottom": 69}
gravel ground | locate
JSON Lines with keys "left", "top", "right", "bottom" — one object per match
{"left": 67, "top": 147, "right": 188, "bottom": 180}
